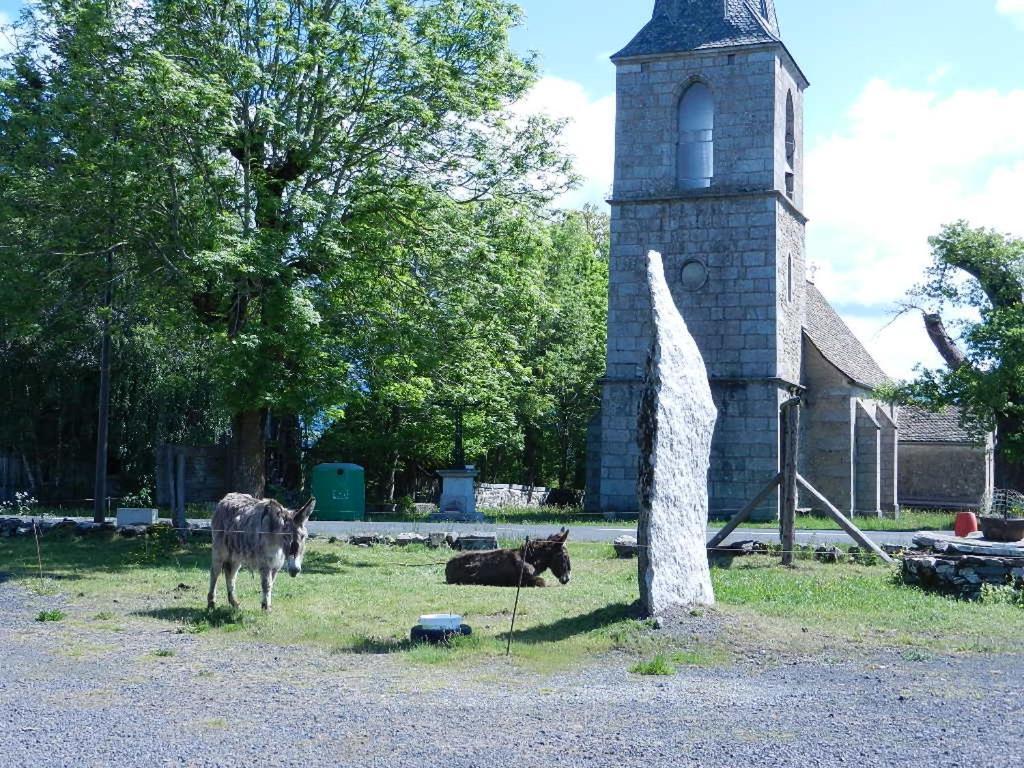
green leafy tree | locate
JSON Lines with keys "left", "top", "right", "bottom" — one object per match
{"left": 885, "top": 221, "right": 1024, "bottom": 489}
{"left": 147, "top": 0, "right": 572, "bottom": 494}
{"left": 3, "top": 0, "right": 573, "bottom": 499}
{"left": 0, "top": 0, "right": 229, "bottom": 513}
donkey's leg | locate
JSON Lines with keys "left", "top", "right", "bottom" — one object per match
{"left": 523, "top": 565, "right": 547, "bottom": 588}
{"left": 207, "top": 558, "right": 222, "bottom": 609}
{"left": 260, "top": 568, "right": 275, "bottom": 612}
{"left": 520, "top": 563, "right": 546, "bottom": 588}
{"left": 224, "top": 561, "right": 242, "bottom": 609}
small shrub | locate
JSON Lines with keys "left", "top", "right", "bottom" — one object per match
{"left": 901, "top": 649, "right": 931, "bottom": 662}
{"left": 630, "top": 654, "right": 676, "bottom": 676}
{"left": 120, "top": 487, "right": 153, "bottom": 508}
{"left": 92, "top": 611, "right": 115, "bottom": 621}
{"left": 36, "top": 609, "right": 65, "bottom": 622}
{"left": 153, "top": 649, "right": 175, "bottom": 657}
{"left": 980, "top": 583, "right": 1024, "bottom": 607}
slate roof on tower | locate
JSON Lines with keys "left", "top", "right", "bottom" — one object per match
{"left": 614, "top": 0, "right": 780, "bottom": 60}
{"left": 803, "top": 284, "right": 890, "bottom": 390}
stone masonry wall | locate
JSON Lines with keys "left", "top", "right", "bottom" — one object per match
{"left": 475, "top": 483, "right": 549, "bottom": 510}
{"left": 878, "top": 407, "right": 898, "bottom": 514}
{"left": 854, "top": 400, "right": 881, "bottom": 515}
{"left": 899, "top": 443, "right": 988, "bottom": 509}
{"left": 799, "top": 341, "right": 859, "bottom": 513}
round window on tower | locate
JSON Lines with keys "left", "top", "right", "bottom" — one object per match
{"left": 680, "top": 259, "right": 709, "bottom": 291}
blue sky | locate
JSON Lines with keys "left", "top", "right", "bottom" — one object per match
{"left": 3, "top": 0, "right": 1024, "bottom": 378}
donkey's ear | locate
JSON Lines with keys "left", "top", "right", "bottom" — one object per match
{"left": 294, "top": 497, "right": 316, "bottom": 524}
{"left": 557, "top": 527, "right": 569, "bottom": 542}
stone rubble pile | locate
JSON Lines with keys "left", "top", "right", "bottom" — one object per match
{"left": 613, "top": 535, "right": 638, "bottom": 558}
{"left": 903, "top": 533, "right": 1024, "bottom": 599}
{"left": 902, "top": 554, "right": 1024, "bottom": 599}
{"left": 334, "top": 531, "right": 497, "bottom": 550}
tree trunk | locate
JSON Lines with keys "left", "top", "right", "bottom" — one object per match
{"left": 230, "top": 409, "right": 266, "bottom": 497}
{"left": 383, "top": 406, "right": 401, "bottom": 503}
{"left": 923, "top": 313, "right": 967, "bottom": 369}
{"left": 92, "top": 289, "right": 112, "bottom": 524}
{"left": 523, "top": 422, "right": 540, "bottom": 490}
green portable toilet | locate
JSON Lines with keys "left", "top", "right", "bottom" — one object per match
{"left": 310, "top": 463, "right": 366, "bottom": 521}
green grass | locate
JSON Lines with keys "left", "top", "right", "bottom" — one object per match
{"left": 370, "top": 505, "right": 956, "bottom": 532}
{"left": 735, "top": 508, "right": 957, "bottom": 533}
{"left": 2, "top": 533, "right": 1021, "bottom": 670}
{"left": 631, "top": 654, "right": 677, "bottom": 675}
{"left": 36, "top": 609, "right": 66, "bottom": 622}
{"left": 152, "top": 649, "right": 175, "bottom": 657}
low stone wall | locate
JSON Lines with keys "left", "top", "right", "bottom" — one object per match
{"left": 475, "top": 484, "right": 548, "bottom": 509}
{"left": 903, "top": 553, "right": 1024, "bottom": 599}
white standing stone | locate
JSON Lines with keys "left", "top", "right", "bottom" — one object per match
{"left": 637, "top": 251, "right": 717, "bottom": 614}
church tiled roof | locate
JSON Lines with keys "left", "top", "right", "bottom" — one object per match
{"left": 898, "top": 406, "right": 982, "bottom": 445}
{"left": 803, "top": 284, "right": 891, "bottom": 390}
{"left": 614, "top": 0, "right": 780, "bottom": 60}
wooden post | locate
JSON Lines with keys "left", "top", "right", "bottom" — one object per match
{"left": 780, "top": 398, "right": 800, "bottom": 566}
{"left": 174, "top": 450, "right": 187, "bottom": 538}
{"left": 506, "top": 538, "right": 530, "bottom": 657}
{"left": 706, "top": 473, "right": 783, "bottom": 551}
{"left": 797, "top": 473, "right": 894, "bottom": 564}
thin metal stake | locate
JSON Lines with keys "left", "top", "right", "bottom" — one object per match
{"left": 33, "top": 522, "right": 43, "bottom": 582}
{"left": 506, "top": 537, "right": 530, "bottom": 657}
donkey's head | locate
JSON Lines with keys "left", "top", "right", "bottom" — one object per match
{"left": 283, "top": 497, "right": 315, "bottom": 577}
{"left": 527, "top": 528, "right": 571, "bottom": 585}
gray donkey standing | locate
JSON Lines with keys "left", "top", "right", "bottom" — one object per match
{"left": 208, "top": 493, "right": 315, "bottom": 611}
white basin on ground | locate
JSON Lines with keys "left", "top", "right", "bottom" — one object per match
{"left": 418, "top": 614, "right": 464, "bottom": 631}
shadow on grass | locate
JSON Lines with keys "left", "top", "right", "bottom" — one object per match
{"left": 510, "top": 601, "right": 647, "bottom": 645}
{"left": 137, "top": 605, "right": 248, "bottom": 629}
{"left": 301, "top": 551, "right": 383, "bottom": 574}
{"left": 337, "top": 635, "right": 416, "bottom": 655}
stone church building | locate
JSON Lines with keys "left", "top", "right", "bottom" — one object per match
{"left": 586, "top": 0, "right": 991, "bottom": 520}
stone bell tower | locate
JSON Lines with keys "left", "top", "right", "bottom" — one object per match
{"left": 597, "top": 0, "right": 809, "bottom": 519}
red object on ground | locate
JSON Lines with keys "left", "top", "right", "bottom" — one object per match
{"left": 955, "top": 512, "right": 979, "bottom": 538}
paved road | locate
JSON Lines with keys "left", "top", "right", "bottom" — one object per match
{"left": 303, "top": 519, "right": 919, "bottom": 547}
{"left": 13, "top": 514, "right": 920, "bottom": 547}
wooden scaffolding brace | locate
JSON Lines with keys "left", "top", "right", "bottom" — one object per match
{"left": 707, "top": 396, "right": 894, "bottom": 566}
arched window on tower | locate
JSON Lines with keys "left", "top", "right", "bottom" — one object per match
{"left": 677, "top": 82, "right": 714, "bottom": 190}
{"left": 785, "top": 91, "right": 796, "bottom": 199}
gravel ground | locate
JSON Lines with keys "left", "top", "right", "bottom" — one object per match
{"left": 2, "top": 581, "right": 1023, "bottom": 768}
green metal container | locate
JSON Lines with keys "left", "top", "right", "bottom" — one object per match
{"left": 310, "top": 463, "right": 365, "bottom": 521}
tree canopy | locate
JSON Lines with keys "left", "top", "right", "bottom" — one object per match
{"left": 884, "top": 221, "right": 1024, "bottom": 489}
{"left": 0, "top": 0, "right": 605, "bottom": 505}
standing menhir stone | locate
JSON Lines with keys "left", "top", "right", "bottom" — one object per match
{"left": 637, "top": 251, "right": 717, "bottom": 615}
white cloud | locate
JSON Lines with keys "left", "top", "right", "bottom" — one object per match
{"left": 0, "top": 12, "right": 14, "bottom": 57}
{"left": 807, "top": 79, "right": 1024, "bottom": 379}
{"left": 514, "top": 76, "right": 615, "bottom": 209}
{"left": 515, "top": 74, "right": 1024, "bottom": 382}
{"left": 997, "top": 0, "right": 1024, "bottom": 18}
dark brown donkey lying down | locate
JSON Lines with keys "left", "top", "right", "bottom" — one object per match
{"left": 445, "top": 529, "right": 571, "bottom": 587}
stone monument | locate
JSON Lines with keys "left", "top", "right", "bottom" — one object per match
{"left": 430, "top": 406, "right": 483, "bottom": 523}
{"left": 433, "top": 467, "right": 482, "bottom": 523}
{"left": 637, "top": 251, "right": 717, "bottom": 615}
